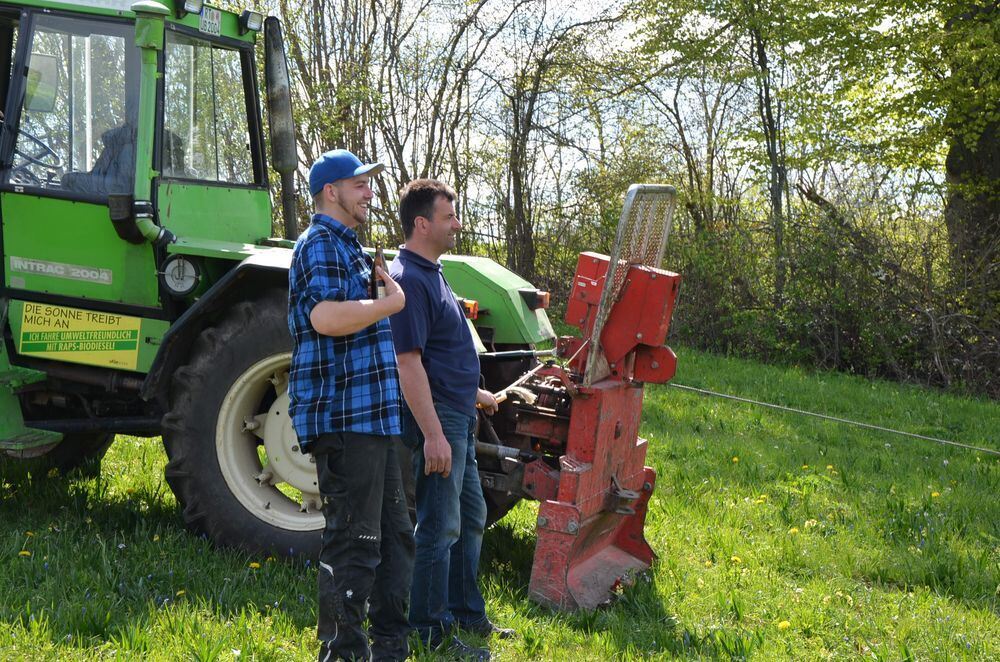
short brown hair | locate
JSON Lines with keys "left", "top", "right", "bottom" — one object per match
{"left": 399, "top": 179, "right": 456, "bottom": 238}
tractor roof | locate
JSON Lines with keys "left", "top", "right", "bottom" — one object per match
{"left": 7, "top": 0, "right": 254, "bottom": 43}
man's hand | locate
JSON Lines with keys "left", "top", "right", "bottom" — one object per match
{"left": 423, "top": 432, "right": 452, "bottom": 477}
{"left": 376, "top": 266, "right": 405, "bottom": 314}
{"left": 476, "top": 388, "right": 498, "bottom": 415}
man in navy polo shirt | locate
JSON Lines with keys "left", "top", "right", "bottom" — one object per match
{"left": 389, "top": 179, "right": 514, "bottom": 659}
{"left": 288, "top": 149, "right": 414, "bottom": 662}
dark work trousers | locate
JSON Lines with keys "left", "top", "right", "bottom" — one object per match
{"left": 313, "top": 432, "right": 415, "bottom": 662}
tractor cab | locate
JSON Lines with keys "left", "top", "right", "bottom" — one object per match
{"left": 0, "top": 0, "right": 270, "bottom": 312}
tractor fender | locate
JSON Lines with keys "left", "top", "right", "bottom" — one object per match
{"left": 141, "top": 250, "right": 291, "bottom": 405}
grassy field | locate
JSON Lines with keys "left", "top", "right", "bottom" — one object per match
{"left": 2, "top": 347, "right": 998, "bottom": 660}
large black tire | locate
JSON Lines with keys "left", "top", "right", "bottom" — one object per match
{"left": 1, "top": 432, "right": 114, "bottom": 479}
{"left": 161, "top": 291, "right": 323, "bottom": 559}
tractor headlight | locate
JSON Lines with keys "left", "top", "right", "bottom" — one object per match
{"left": 239, "top": 10, "right": 264, "bottom": 34}
{"left": 160, "top": 255, "right": 201, "bottom": 297}
{"left": 177, "top": 0, "right": 204, "bottom": 18}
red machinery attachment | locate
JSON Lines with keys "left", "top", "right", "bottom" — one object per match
{"left": 480, "top": 185, "right": 680, "bottom": 609}
{"left": 526, "top": 251, "right": 681, "bottom": 609}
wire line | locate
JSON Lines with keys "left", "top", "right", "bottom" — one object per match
{"left": 668, "top": 382, "right": 1000, "bottom": 457}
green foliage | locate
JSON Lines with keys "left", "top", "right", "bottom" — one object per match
{"left": 621, "top": 0, "right": 998, "bottom": 395}
{"left": 639, "top": 0, "right": 997, "bottom": 172}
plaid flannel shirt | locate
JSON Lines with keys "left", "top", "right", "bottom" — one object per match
{"left": 287, "top": 213, "right": 401, "bottom": 451}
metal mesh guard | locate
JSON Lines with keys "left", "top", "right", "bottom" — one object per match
{"left": 583, "top": 184, "right": 677, "bottom": 386}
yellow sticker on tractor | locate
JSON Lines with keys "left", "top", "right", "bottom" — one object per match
{"left": 19, "top": 302, "right": 142, "bottom": 370}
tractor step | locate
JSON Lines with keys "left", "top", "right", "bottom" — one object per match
{"left": 0, "top": 365, "right": 48, "bottom": 390}
{"left": 0, "top": 390, "right": 62, "bottom": 451}
{"left": 0, "top": 427, "right": 62, "bottom": 451}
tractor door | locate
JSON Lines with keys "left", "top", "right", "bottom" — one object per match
{"left": 155, "top": 24, "right": 270, "bottom": 246}
{"left": 0, "top": 10, "right": 158, "bottom": 308}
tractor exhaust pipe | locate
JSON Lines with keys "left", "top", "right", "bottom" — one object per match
{"left": 264, "top": 17, "right": 299, "bottom": 240}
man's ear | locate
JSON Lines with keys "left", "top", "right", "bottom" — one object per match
{"left": 323, "top": 183, "right": 337, "bottom": 206}
{"left": 414, "top": 215, "right": 429, "bottom": 236}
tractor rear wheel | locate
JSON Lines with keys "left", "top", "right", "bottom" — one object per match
{"left": 161, "top": 291, "right": 323, "bottom": 558}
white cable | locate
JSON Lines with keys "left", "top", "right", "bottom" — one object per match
{"left": 668, "top": 382, "right": 1000, "bottom": 457}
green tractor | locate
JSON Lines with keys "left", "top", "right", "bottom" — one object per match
{"left": 0, "top": 0, "right": 553, "bottom": 559}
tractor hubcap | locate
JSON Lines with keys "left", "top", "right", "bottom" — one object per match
{"left": 216, "top": 352, "right": 323, "bottom": 532}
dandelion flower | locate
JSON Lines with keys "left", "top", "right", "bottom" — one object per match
{"left": 732, "top": 456, "right": 739, "bottom": 464}
{"left": 802, "top": 464, "right": 809, "bottom": 470}
{"left": 777, "top": 620, "right": 791, "bottom": 630}
{"left": 931, "top": 491, "right": 940, "bottom": 498}
{"left": 788, "top": 527, "right": 799, "bottom": 535}
{"left": 826, "top": 465, "right": 833, "bottom": 470}
{"left": 249, "top": 562, "right": 261, "bottom": 569}
{"left": 153, "top": 535, "right": 160, "bottom": 542}
{"left": 266, "top": 556, "right": 275, "bottom": 562}
{"left": 18, "top": 551, "right": 31, "bottom": 557}
{"left": 25, "top": 531, "right": 34, "bottom": 537}
{"left": 176, "top": 590, "right": 186, "bottom": 597}
{"left": 704, "top": 559, "right": 713, "bottom": 568}
{"left": 730, "top": 555, "right": 742, "bottom": 564}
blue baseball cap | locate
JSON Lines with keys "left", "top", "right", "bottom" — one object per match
{"left": 309, "top": 149, "right": 384, "bottom": 197}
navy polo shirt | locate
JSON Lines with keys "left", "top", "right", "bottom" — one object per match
{"left": 389, "top": 248, "right": 480, "bottom": 416}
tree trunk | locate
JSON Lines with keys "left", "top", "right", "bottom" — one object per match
{"left": 943, "top": 5, "right": 1000, "bottom": 318}
{"left": 749, "top": 26, "right": 787, "bottom": 308}
{"left": 944, "top": 116, "right": 1000, "bottom": 313}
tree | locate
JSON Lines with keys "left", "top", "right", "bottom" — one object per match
{"left": 480, "top": 0, "right": 620, "bottom": 280}
{"left": 940, "top": 3, "right": 1000, "bottom": 314}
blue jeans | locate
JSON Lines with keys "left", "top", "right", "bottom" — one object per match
{"left": 402, "top": 402, "right": 488, "bottom": 643}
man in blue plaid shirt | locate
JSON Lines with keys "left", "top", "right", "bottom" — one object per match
{"left": 288, "top": 149, "right": 414, "bottom": 662}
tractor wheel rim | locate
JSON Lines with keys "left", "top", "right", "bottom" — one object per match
{"left": 216, "top": 352, "right": 323, "bottom": 532}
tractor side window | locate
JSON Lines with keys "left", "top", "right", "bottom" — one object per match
{"left": 163, "top": 31, "right": 253, "bottom": 184}
{"left": 2, "top": 15, "right": 139, "bottom": 197}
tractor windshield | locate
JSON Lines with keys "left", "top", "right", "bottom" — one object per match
{"left": 2, "top": 14, "right": 139, "bottom": 198}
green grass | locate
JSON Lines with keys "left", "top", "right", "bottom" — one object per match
{"left": 2, "top": 347, "right": 998, "bottom": 660}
